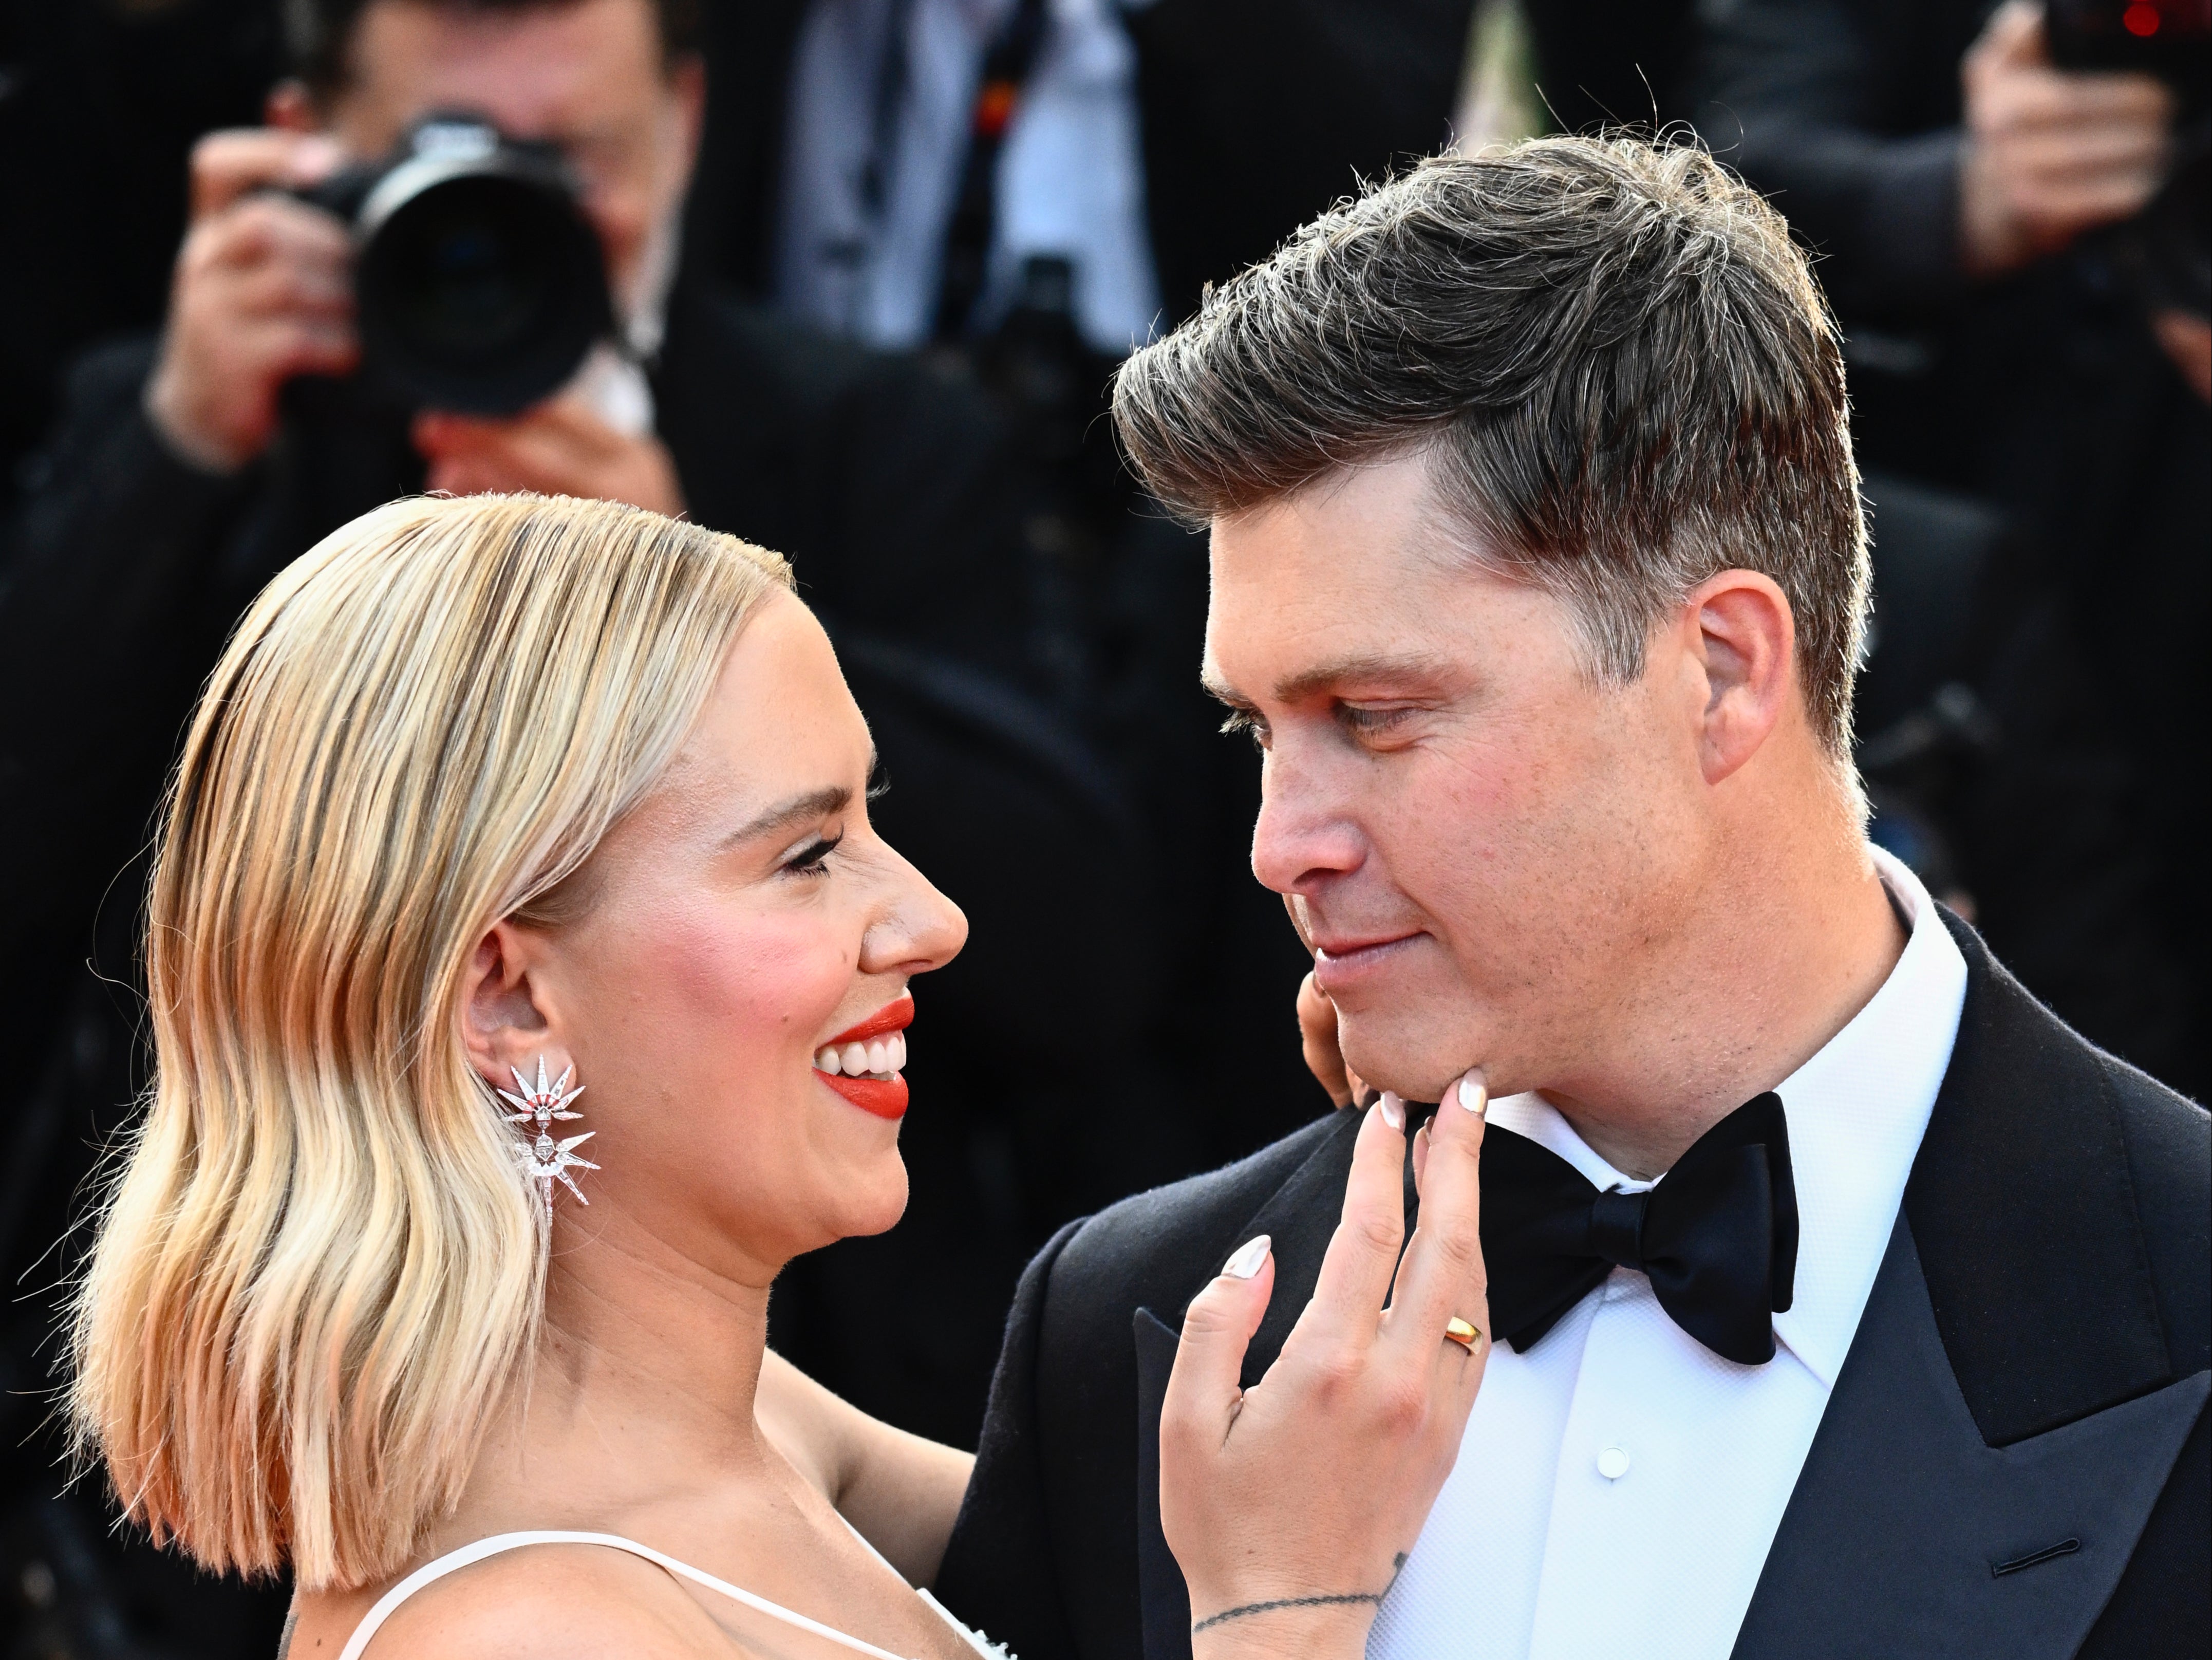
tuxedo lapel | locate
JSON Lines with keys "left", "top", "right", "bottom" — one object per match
{"left": 1132, "top": 1108, "right": 1366, "bottom": 1660}
{"left": 1733, "top": 1217, "right": 2207, "bottom": 1659}
{"left": 1737, "top": 914, "right": 2208, "bottom": 1656}
{"left": 1904, "top": 911, "right": 2183, "bottom": 1445}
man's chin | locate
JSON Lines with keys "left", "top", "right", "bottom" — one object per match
{"left": 1342, "top": 1023, "right": 1490, "bottom": 1105}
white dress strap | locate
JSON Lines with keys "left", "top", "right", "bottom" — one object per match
{"left": 335, "top": 1529, "right": 925, "bottom": 1660}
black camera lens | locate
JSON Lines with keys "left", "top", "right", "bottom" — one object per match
{"left": 384, "top": 181, "right": 555, "bottom": 355}
{"left": 359, "top": 167, "right": 609, "bottom": 413}
{"left": 303, "top": 116, "right": 615, "bottom": 416}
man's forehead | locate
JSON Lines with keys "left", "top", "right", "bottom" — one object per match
{"left": 344, "top": 0, "right": 657, "bottom": 138}
{"left": 1205, "top": 535, "right": 1490, "bottom": 710}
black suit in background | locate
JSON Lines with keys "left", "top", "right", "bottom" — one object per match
{"left": 935, "top": 911, "right": 2210, "bottom": 1660}
{"left": 1692, "top": 0, "right": 2209, "bottom": 1103}
{"left": 686, "top": 0, "right": 1476, "bottom": 332}
{"left": 0, "top": 282, "right": 1178, "bottom": 1653}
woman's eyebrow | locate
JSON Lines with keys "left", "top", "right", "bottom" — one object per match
{"left": 718, "top": 784, "right": 853, "bottom": 849}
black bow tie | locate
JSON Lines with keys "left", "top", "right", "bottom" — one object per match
{"left": 1477, "top": 1093, "right": 1799, "bottom": 1366}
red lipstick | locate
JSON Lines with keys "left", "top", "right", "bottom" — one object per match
{"left": 828, "top": 993, "right": 914, "bottom": 1046}
{"left": 815, "top": 992, "right": 914, "bottom": 1119}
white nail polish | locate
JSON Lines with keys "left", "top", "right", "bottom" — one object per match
{"left": 1379, "top": 1091, "right": 1405, "bottom": 1131}
{"left": 1223, "top": 1234, "right": 1271, "bottom": 1279}
{"left": 1457, "top": 1074, "right": 1488, "bottom": 1115}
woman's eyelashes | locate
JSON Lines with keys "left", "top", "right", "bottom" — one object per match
{"left": 781, "top": 830, "right": 844, "bottom": 878}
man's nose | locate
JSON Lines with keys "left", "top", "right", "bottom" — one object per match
{"left": 1249, "top": 751, "right": 1366, "bottom": 896}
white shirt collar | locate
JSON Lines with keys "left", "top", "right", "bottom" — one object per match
{"left": 1485, "top": 846, "right": 1967, "bottom": 1388}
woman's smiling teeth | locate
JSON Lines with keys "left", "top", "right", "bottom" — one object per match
{"left": 814, "top": 1032, "right": 907, "bottom": 1078}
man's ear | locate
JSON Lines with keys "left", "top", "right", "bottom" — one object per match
{"left": 265, "top": 80, "right": 322, "bottom": 135}
{"left": 1682, "top": 569, "right": 1795, "bottom": 786}
{"left": 667, "top": 54, "right": 707, "bottom": 177}
{"left": 461, "top": 920, "right": 571, "bottom": 1094}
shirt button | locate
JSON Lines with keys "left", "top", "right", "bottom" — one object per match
{"left": 1596, "top": 1447, "right": 1632, "bottom": 1481}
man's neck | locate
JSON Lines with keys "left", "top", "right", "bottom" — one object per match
{"left": 1542, "top": 827, "right": 1909, "bottom": 1181}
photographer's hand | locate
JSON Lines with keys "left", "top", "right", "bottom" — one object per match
{"left": 146, "top": 129, "right": 357, "bottom": 473}
{"left": 1160, "top": 1078, "right": 1491, "bottom": 1658}
{"left": 2152, "top": 309, "right": 2211, "bottom": 403}
{"left": 413, "top": 396, "right": 686, "bottom": 516}
{"left": 1959, "top": 0, "right": 2174, "bottom": 277}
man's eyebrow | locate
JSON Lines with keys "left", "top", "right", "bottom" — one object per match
{"left": 1199, "top": 669, "right": 1251, "bottom": 708}
{"left": 1270, "top": 652, "right": 1460, "bottom": 704}
{"left": 719, "top": 784, "right": 854, "bottom": 848}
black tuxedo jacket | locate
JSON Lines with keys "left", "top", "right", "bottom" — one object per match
{"left": 936, "top": 912, "right": 2210, "bottom": 1658}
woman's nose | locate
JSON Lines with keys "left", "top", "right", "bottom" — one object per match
{"left": 861, "top": 851, "right": 969, "bottom": 974}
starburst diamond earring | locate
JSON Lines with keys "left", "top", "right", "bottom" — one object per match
{"left": 496, "top": 1056, "right": 599, "bottom": 1213}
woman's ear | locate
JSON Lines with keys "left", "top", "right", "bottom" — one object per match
{"left": 461, "top": 920, "right": 570, "bottom": 1093}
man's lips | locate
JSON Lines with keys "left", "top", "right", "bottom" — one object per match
{"left": 1312, "top": 930, "right": 1423, "bottom": 963}
{"left": 815, "top": 992, "right": 914, "bottom": 1120}
{"left": 1310, "top": 930, "right": 1424, "bottom": 994}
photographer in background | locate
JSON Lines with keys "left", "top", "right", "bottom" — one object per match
{"left": 141, "top": 1, "right": 695, "bottom": 506}
{"left": 1698, "top": 0, "right": 2208, "bottom": 1101}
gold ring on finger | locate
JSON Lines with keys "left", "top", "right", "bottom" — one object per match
{"left": 1444, "top": 1316, "right": 1482, "bottom": 1352}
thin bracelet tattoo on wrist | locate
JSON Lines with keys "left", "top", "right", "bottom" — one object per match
{"left": 1192, "top": 1554, "right": 1408, "bottom": 1635}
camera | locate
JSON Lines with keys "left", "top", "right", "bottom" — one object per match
{"left": 293, "top": 114, "right": 613, "bottom": 415}
{"left": 2044, "top": 2, "right": 2211, "bottom": 320}
{"left": 2045, "top": 0, "right": 2210, "bottom": 80}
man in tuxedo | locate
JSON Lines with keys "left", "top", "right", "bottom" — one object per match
{"left": 932, "top": 136, "right": 2209, "bottom": 1658}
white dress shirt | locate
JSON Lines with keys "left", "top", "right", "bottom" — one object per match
{"left": 775, "top": 0, "right": 1160, "bottom": 355}
{"left": 1371, "top": 848, "right": 1968, "bottom": 1660}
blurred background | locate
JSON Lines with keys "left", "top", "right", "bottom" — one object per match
{"left": 0, "top": 0, "right": 2201, "bottom": 1652}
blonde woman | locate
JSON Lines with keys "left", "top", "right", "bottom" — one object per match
{"left": 68, "top": 494, "right": 1492, "bottom": 1659}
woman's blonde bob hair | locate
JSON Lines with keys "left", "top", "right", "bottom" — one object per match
{"left": 67, "top": 493, "right": 792, "bottom": 1591}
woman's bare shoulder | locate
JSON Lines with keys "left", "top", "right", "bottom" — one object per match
{"left": 309, "top": 1541, "right": 727, "bottom": 1660}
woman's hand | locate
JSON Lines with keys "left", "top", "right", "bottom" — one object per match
{"left": 1297, "top": 971, "right": 1366, "bottom": 1109}
{"left": 1159, "top": 1074, "right": 1491, "bottom": 1657}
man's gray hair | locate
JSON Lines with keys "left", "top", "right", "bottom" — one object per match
{"left": 1113, "top": 136, "right": 1868, "bottom": 758}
